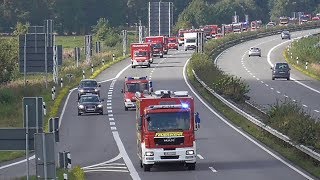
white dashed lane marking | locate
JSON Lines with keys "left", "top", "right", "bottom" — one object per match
{"left": 107, "top": 103, "right": 112, "bottom": 106}
{"left": 302, "top": 104, "right": 308, "bottom": 108}
{"left": 260, "top": 81, "right": 264, "bottom": 83}
{"left": 110, "top": 122, "right": 115, "bottom": 126}
{"left": 109, "top": 118, "right": 114, "bottom": 121}
{"left": 197, "top": 154, "right": 204, "bottom": 159}
{"left": 111, "top": 126, "right": 117, "bottom": 131}
{"left": 108, "top": 114, "right": 114, "bottom": 117}
{"left": 209, "top": 166, "right": 218, "bottom": 173}
{"left": 108, "top": 92, "right": 112, "bottom": 94}
{"left": 107, "top": 100, "right": 112, "bottom": 103}
{"left": 107, "top": 107, "right": 112, "bottom": 109}
{"left": 265, "top": 84, "right": 269, "bottom": 87}
{"left": 314, "top": 110, "right": 320, "bottom": 113}
{"left": 276, "top": 91, "right": 281, "bottom": 94}
{"left": 108, "top": 110, "right": 113, "bottom": 113}
{"left": 271, "top": 88, "right": 274, "bottom": 90}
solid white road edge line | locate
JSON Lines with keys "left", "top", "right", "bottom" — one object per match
{"left": 0, "top": 155, "right": 35, "bottom": 170}
{"left": 183, "top": 58, "right": 314, "bottom": 180}
{"left": 84, "top": 169, "right": 129, "bottom": 173}
{"left": 113, "top": 131, "right": 141, "bottom": 180}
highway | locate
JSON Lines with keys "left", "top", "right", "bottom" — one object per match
{"left": 216, "top": 28, "right": 320, "bottom": 119}
{"left": 0, "top": 30, "right": 318, "bottom": 180}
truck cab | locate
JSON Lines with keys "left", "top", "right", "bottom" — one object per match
{"left": 122, "top": 76, "right": 153, "bottom": 111}
{"left": 130, "top": 43, "right": 152, "bottom": 68}
{"left": 136, "top": 90, "right": 198, "bottom": 171}
{"left": 145, "top": 36, "right": 165, "bottom": 58}
{"left": 167, "top": 37, "right": 179, "bottom": 50}
{"left": 184, "top": 32, "right": 197, "bottom": 51}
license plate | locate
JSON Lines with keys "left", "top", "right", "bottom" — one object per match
{"left": 87, "top": 108, "right": 94, "bottom": 111}
{"left": 86, "top": 93, "right": 92, "bottom": 95}
{"left": 279, "top": 72, "right": 285, "bottom": 74}
{"left": 164, "top": 152, "right": 176, "bottom": 156}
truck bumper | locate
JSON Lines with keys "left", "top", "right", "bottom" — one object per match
{"left": 142, "top": 144, "right": 196, "bottom": 165}
{"left": 132, "top": 60, "right": 150, "bottom": 67}
{"left": 124, "top": 101, "right": 136, "bottom": 108}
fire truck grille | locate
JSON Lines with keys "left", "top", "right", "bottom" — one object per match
{"left": 154, "top": 137, "right": 184, "bottom": 146}
{"left": 160, "top": 156, "right": 179, "bottom": 159}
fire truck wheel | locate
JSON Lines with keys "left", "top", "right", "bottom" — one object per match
{"left": 186, "top": 163, "right": 196, "bottom": 170}
{"left": 143, "top": 164, "right": 151, "bottom": 172}
{"left": 147, "top": 64, "right": 151, "bottom": 68}
{"left": 140, "top": 160, "right": 143, "bottom": 168}
{"left": 160, "top": 55, "right": 163, "bottom": 58}
{"left": 124, "top": 106, "right": 128, "bottom": 111}
{"left": 176, "top": 48, "right": 178, "bottom": 50}
{"left": 164, "top": 51, "right": 168, "bottom": 55}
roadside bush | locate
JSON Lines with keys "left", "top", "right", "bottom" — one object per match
{"left": 69, "top": 166, "right": 85, "bottom": 180}
{"left": 190, "top": 52, "right": 249, "bottom": 102}
{"left": 267, "top": 100, "right": 319, "bottom": 147}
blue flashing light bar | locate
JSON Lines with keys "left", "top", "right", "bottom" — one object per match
{"left": 181, "top": 103, "right": 189, "bottom": 109}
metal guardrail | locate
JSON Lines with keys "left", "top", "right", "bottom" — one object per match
{"left": 192, "top": 69, "right": 320, "bottom": 161}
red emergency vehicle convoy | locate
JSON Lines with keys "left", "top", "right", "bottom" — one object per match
{"left": 136, "top": 90, "right": 198, "bottom": 171}
{"left": 167, "top": 37, "right": 179, "bottom": 50}
{"left": 121, "top": 76, "right": 153, "bottom": 111}
{"left": 145, "top": 36, "right": 167, "bottom": 58}
{"left": 130, "top": 43, "right": 152, "bottom": 68}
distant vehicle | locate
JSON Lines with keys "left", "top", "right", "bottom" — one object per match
{"left": 281, "top": 31, "right": 291, "bottom": 40}
{"left": 121, "top": 76, "right": 153, "bottom": 111}
{"left": 184, "top": 32, "right": 197, "bottom": 51}
{"left": 167, "top": 37, "right": 179, "bottom": 50}
{"left": 279, "top": 17, "right": 289, "bottom": 26}
{"left": 248, "top": 47, "right": 261, "bottom": 57}
{"left": 130, "top": 43, "right": 152, "bottom": 68}
{"left": 77, "top": 79, "right": 101, "bottom": 100}
{"left": 145, "top": 36, "right": 166, "bottom": 57}
{"left": 78, "top": 94, "right": 104, "bottom": 115}
{"left": 266, "top": 22, "right": 276, "bottom": 29}
{"left": 271, "top": 62, "right": 291, "bottom": 80}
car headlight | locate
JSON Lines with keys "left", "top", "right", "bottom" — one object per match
{"left": 145, "top": 151, "right": 154, "bottom": 156}
{"left": 186, "top": 150, "right": 194, "bottom": 155}
{"left": 97, "top": 104, "right": 103, "bottom": 108}
{"left": 125, "top": 99, "right": 131, "bottom": 102}
{"left": 79, "top": 89, "right": 84, "bottom": 93}
{"left": 94, "top": 88, "right": 99, "bottom": 92}
{"left": 79, "top": 105, "right": 84, "bottom": 109}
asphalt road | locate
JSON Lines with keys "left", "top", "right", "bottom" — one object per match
{"left": 0, "top": 30, "right": 318, "bottom": 180}
{"left": 216, "top": 28, "right": 320, "bottom": 120}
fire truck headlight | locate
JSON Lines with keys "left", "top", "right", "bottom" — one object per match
{"left": 181, "top": 103, "right": 189, "bottom": 108}
{"left": 186, "top": 150, "right": 194, "bottom": 155}
{"left": 145, "top": 151, "right": 154, "bottom": 156}
{"left": 78, "top": 105, "right": 84, "bottom": 109}
{"left": 125, "top": 99, "right": 131, "bottom": 102}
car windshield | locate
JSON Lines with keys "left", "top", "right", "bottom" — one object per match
{"left": 275, "top": 63, "right": 289, "bottom": 69}
{"left": 134, "top": 51, "right": 147, "bottom": 57}
{"left": 153, "top": 44, "right": 162, "bottom": 48}
{"left": 251, "top": 48, "right": 259, "bottom": 51}
{"left": 126, "top": 83, "right": 148, "bottom": 93}
{"left": 80, "top": 96, "right": 99, "bottom": 103}
{"left": 283, "top": 31, "right": 289, "bottom": 34}
{"left": 186, "top": 39, "right": 196, "bottom": 43}
{"left": 147, "top": 112, "right": 191, "bottom": 131}
{"left": 80, "top": 80, "right": 97, "bottom": 87}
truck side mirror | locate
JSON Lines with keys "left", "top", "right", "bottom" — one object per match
{"left": 121, "top": 89, "right": 124, "bottom": 93}
{"left": 98, "top": 84, "right": 101, "bottom": 87}
{"left": 137, "top": 116, "right": 143, "bottom": 130}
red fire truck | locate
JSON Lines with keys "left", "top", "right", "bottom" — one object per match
{"left": 121, "top": 76, "right": 153, "bottom": 111}
{"left": 203, "top": 25, "right": 220, "bottom": 39}
{"left": 130, "top": 43, "right": 152, "bottom": 68}
{"left": 136, "top": 90, "right": 198, "bottom": 171}
{"left": 167, "top": 37, "right": 179, "bottom": 50}
{"left": 178, "top": 29, "right": 187, "bottom": 46}
{"left": 145, "top": 36, "right": 166, "bottom": 58}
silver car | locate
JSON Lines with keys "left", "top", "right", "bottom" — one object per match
{"left": 281, "top": 31, "right": 291, "bottom": 40}
{"left": 248, "top": 47, "right": 261, "bottom": 57}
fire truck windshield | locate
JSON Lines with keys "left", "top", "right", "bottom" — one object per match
{"left": 186, "top": 39, "right": 196, "bottom": 43}
{"left": 134, "top": 51, "right": 147, "bottom": 57}
{"left": 153, "top": 44, "right": 162, "bottom": 49}
{"left": 147, "top": 112, "right": 191, "bottom": 131}
{"left": 126, "top": 83, "right": 148, "bottom": 93}
{"left": 168, "top": 39, "right": 176, "bottom": 43}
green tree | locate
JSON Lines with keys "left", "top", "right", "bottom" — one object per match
{"left": 92, "top": 18, "right": 120, "bottom": 47}
{"left": 0, "top": 38, "right": 18, "bottom": 84}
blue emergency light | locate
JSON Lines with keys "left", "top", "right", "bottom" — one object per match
{"left": 181, "top": 103, "right": 189, "bottom": 109}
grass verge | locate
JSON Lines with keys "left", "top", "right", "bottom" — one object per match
{"left": 18, "top": 166, "right": 85, "bottom": 180}
{"left": 187, "top": 63, "right": 320, "bottom": 178}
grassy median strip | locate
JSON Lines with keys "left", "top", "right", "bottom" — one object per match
{"left": 187, "top": 64, "right": 320, "bottom": 178}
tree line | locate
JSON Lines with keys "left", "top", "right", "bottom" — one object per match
{"left": 1, "top": 0, "right": 319, "bottom": 35}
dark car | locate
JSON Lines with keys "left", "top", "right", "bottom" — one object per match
{"left": 271, "top": 62, "right": 291, "bottom": 80}
{"left": 77, "top": 79, "right": 101, "bottom": 99}
{"left": 281, "top": 31, "right": 291, "bottom": 40}
{"left": 78, "top": 94, "right": 103, "bottom": 115}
